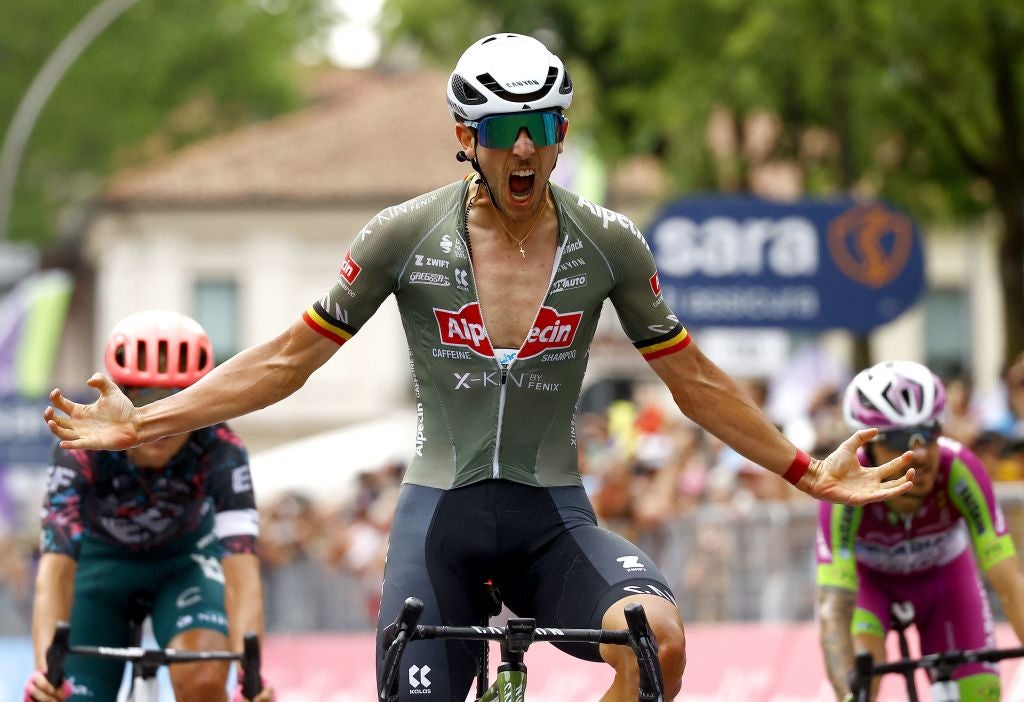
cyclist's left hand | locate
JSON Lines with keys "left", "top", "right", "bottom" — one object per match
{"left": 232, "top": 682, "right": 274, "bottom": 702}
{"left": 804, "top": 428, "right": 915, "bottom": 505}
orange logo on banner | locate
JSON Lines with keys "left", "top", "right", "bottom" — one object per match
{"left": 827, "top": 204, "right": 913, "bottom": 288}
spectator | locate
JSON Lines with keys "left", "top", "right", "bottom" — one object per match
{"left": 943, "top": 374, "right": 984, "bottom": 447}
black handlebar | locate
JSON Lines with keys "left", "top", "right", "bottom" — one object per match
{"left": 43, "top": 622, "right": 265, "bottom": 698}
{"left": 851, "top": 645, "right": 1024, "bottom": 700}
{"left": 624, "top": 603, "right": 665, "bottom": 702}
{"left": 44, "top": 623, "right": 71, "bottom": 688}
{"left": 242, "top": 633, "right": 263, "bottom": 700}
{"left": 378, "top": 597, "right": 665, "bottom": 702}
{"left": 379, "top": 597, "right": 425, "bottom": 702}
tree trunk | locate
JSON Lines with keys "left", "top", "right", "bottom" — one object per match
{"left": 828, "top": 55, "right": 871, "bottom": 370}
{"left": 851, "top": 335, "right": 872, "bottom": 371}
{"left": 998, "top": 185, "right": 1024, "bottom": 365}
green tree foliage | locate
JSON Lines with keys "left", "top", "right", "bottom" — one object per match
{"left": 384, "top": 0, "right": 1024, "bottom": 359}
{"left": 0, "top": 0, "right": 332, "bottom": 245}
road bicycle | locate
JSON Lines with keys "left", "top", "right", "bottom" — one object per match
{"left": 43, "top": 592, "right": 262, "bottom": 702}
{"left": 849, "top": 600, "right": 1024, "bottom": 702}
{"left": 378, "top": 583, "right": 665, "bottom": 702}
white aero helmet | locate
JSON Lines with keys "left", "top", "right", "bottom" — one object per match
{"left": 842, "top": 360, "right": 947, "bottom": 431}
{"left": 447, "top": 33, "right": 573, "bottom": 121}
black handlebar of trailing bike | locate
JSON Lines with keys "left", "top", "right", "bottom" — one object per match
{"left": 378, "top": 597, "right": 665, "bottom": 702}
{"left": 850, "top": 646, "right": 1024, "bottom": 701}
{"left": 44, "top": 622, "right": 264, "bottom": 698}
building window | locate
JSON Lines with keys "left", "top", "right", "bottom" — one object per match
{"left": 193, "top": 279, "right": 239, "bottom": 363}
{"left": 924, "top": 287, "right": 970, "bottom": 379}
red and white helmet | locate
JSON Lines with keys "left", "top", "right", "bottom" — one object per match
{"left": 447, "top": 33, "right": 573, "bottom": 121}
{"left": 842, "top": 360, "right": 946, "bottom": 431}
{"left": 104, "top": 310, "right": 214, "bottom": 388}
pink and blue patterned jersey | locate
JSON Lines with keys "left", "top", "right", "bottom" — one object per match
{"left": 41, "top": 423, "right": 259, "bottom": 559}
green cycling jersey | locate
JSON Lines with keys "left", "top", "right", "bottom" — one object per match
{"left": 303, "top": 177, "right": 689, "bottom": 489}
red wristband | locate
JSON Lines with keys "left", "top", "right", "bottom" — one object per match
{"left": 782, "top": 450, "right": 811, "bottom": 485}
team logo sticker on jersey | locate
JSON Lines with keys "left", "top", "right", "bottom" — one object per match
{"left": 519, "top": 306, "right": 583, "bottom": 359}
{"left": 414, "top": 255, "right": 451, "bottom": 269}
{"left": 339, "top": 250, "right": 361, "bottom": 285}
{"left": 435, "top": 303, "right": 494, "bottom": 357}
{"left": 551, "top": 274, "right": 587, "bottom": 294}
{"left": 410, "top": 271, "right": 451, "bottom": 287}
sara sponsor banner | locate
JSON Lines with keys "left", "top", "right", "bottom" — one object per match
{"left": 250, "top": 624, "right": 1024, "bottom": 701}
{"left": 645, "top": 197, "right": 925, "bottom": 331}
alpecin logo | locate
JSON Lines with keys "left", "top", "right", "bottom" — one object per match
{"left": 434, "top": 304, "right": 583, "bottom": 360}
{"left": 519, "top": 306, "right": 583, "bottom": 359}
{"left": 339, "top": 250, "right": 361, "bottom": 285}
{"left": 435, "top": 303, "right": 494, "bottom": 357}
{"left": 649, "top": 272, "right": 661, "bottom": 296}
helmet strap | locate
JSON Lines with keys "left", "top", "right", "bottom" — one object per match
{"left": 465, "top": 133, "right": 505, "bottom": 215}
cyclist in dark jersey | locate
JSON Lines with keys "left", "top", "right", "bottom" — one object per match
{"left": 26, "top": 312, "right": 272, "bottom": 702}
{"left": 817, "top": 361, "right": 1024, "bottom": 702}
{"left": 43, "top": 34, "right": 915, "bottom": 701}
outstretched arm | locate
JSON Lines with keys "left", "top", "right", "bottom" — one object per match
{"left": 987, "top": 556, "right": 1024, "bottom": 644}
{"left": 45, "top": 319, "right": 339, "bottom": 451}
{"left": 31, "top": 553, "right": 76, "bottom": 671}
{"left": 647, "top": 343, "right": 914, "bottom": 505}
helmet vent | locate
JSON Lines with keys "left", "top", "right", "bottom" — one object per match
{"left": 559, "top": 70, "right": 573, "bottom": 95}
{"left": 179, "top": 342, "right": 189, "bottom": 373}
{"left": 451, "top": 74, "right": 487, "bottom": 105}
{"left": 476, "top": 67, "right": 559, "bottom": 103}
{"left": 137, "top": 341, "right": 147, "bottom": 371}
{"left": 158, "top": 340, "right": 169, "bottom": 373}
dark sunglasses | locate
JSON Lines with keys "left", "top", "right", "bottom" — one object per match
{"left": 875, "top": 423, "right": 941, "bottom": 452}
{"left": 464, "top": 110, "right": 568, "bottom": 149}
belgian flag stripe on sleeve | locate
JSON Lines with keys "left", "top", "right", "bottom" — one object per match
{"left": 302, "top": 305, "right": 356, "bottom": 345}
{"left": 635, "top": 324, "right": 691, "bottom": 361}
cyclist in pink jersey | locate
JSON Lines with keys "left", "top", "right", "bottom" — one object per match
{"left": 817, "top": 361, "right": 1024, "bottom": 702}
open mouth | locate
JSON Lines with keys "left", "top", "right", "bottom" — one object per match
{"left": 509, "top": 169, "right": 535, "bottom": 202}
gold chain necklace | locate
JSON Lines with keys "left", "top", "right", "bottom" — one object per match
{"left": 494, "top": 197, "right": 548, "bottom": 259}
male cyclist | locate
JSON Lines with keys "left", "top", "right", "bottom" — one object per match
{"left": 44, "top": 34, "right": 914, "bottom": 701}
{"left": 26, "top": 312, "right": 272, "bottom": 702}
{"left": 817, "top": 360, "right": 1024, "bottom": 702}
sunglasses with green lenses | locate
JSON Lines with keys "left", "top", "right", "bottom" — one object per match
{"left": 465, "top": 111, "right": 568, "bottom": 149}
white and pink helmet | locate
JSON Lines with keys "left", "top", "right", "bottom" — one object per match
{"left": 842, "top": 360, "right": 946, "bottom": 431}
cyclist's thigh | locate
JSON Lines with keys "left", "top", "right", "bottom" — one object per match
{"left": 504, "top": 485, "right": 677, "bottom": 662}
{"left": 150, "top": 536, "right": 229, "bottom": 647}
{"left": 377, "top": 483, "right": 490, "bottom": 701}
{"left": 65, "top": 557, "right": 134, "bottom": 701}
{"left": 916, "top": 553, "right": 998, "bottom": 681}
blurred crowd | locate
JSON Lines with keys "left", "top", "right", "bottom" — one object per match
{"left": 7, "top": 356, "right": 1024, "bottom": 633}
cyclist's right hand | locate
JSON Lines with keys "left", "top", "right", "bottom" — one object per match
{"left": 23, "top": 671, "right": 71, "bottom": 702}
{"left": 44, "top": 374, "right": 142, "bottom": 451}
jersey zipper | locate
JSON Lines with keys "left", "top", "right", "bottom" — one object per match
{"left": 493, "top": 358, "right": 511, "bottom": 478}
{"left": 491, "top": 234, "right": 565, "bottom": 479}
{"left": 459, "top": 189, "right": 509, "bottom": 480}
{"left": 463, "top": 189, "right": 566, "bottom": 481}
